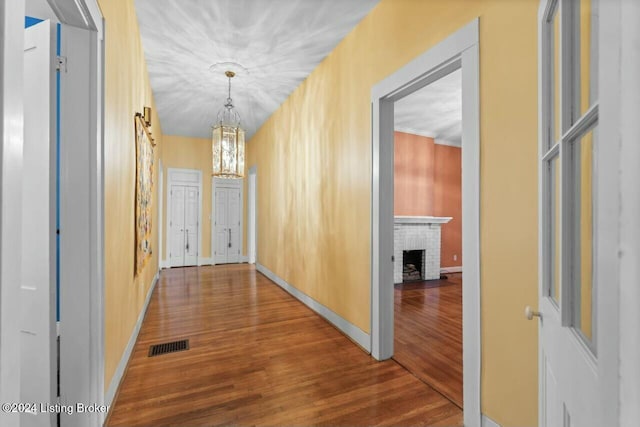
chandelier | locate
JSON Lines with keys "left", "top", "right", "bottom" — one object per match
{"left": 212, "top": 70, "right": 245, "bottom": 178}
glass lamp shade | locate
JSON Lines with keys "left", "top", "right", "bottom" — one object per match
{"left": 212, "top": 124, "right": 245, "bottom": 178}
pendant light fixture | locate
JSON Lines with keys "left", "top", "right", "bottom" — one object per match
{"left": 212, "top": 70, "right": 245, "bottom": 178}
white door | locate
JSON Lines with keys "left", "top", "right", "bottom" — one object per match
{"left": 22, "top": 19, "right": 57, "bottom": 427}
{"left": 537, "top": 1, "right": 600, "bottom": 426}
{"left": 213, "top": 185, "right": 241, "bottom": 264}
{"left": 169, "top": 185, "right": 199, "bottom": 267}
{"left": 183, "top": 186, "right": 199, "bottom": 266}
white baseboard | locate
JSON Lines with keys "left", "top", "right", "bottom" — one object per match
{"left": 197, "top": 257, "right": 213, "bottom": 266}
{"left": 160, "top": 259, "right": 168, "bottom": 269}
{"left": 240, "top": 255, "right": 249, "bottom": 263}
{"left": 440, "top": 265, "right": 463, "bottom": 273}
{"left": 256, "top": 263, "right": 371, "bottom": 352}
{"left": 482, "top": 414, "right": 501, "bottom": 427}
{"left": 105, "top": 271, "right": 159, "bottom": 407}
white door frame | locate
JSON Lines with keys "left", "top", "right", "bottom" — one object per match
{"left": 158, "top": 159, "right": 164, "bottom": 268}
{"left": 166, "top": 168, "right": 203, "bottom": 267}
{"left": 212, "top": 177, "right": 244, "bottom": 265}
{"left": 248, "top": 165, "right": 257, "bottom": 264}
{"left": 0, "top": 1, "right": 28, "bottom": 422}
{"left": 370, "top": 18, "right": 480, "bottom": 426}
{"left": 598, "top": 0, "right": 638, "bottom": 425}
{"left": 1, "top": 1, "right": 105, "bottom": 426}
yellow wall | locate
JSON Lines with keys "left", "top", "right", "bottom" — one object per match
{"left": 245, "top": 0, "right": 539, "bottom": 425}
{"left": 161, "top": 135, "right": 212, "bottom": 260}
{"left": 98, "top": 0, "right": 164, "bottom": 391}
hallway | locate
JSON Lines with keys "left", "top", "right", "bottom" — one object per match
{"left": 106, "top": 265, "right": 462, "bottom": 426}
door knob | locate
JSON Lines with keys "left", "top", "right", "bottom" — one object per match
{"left": 525, "top": 306, "right": 542, "bottom": 320}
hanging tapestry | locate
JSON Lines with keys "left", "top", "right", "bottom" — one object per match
{"left": 134, "top": 113, "right": 155, "bottom": 275}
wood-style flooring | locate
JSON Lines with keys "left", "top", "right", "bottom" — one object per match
{"left": 393, "top": 274, "right": 463, "bottom": 408}
{"left": 106, "top": 265, "right": 462, "bottom": 426}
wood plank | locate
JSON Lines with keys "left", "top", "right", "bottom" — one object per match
{"left": 106, "top": 264, "right": 462, "bottom": 426}
{"left": 393, "top": 273, "right": 463, "bottom": 407}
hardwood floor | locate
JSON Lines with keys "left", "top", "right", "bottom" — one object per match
{"left": 393, "top": 274, "right": 463, "bottom": 408}
{"left": 106, "top": 265, "right": 462, "bottom": 426}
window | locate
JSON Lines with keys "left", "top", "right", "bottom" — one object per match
{"left": 541, "top": 0, "right": 599, "bottom": 353}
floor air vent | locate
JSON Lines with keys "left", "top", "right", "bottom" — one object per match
{"left": 148, "top": 339, "right": 189, "bottom": 357}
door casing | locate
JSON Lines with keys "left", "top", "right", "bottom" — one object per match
{"left": 248, "top": 166, "right": 257, "bottom": 264}
{"left": 1, "top": 1, "right": 106, "bottom": 426}
{"left": 370, "top": 18, "right": 480, "bottom": 427}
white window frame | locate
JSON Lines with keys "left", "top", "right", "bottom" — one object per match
{"left": 539, "top": 0, "right": 599, "bottom": 359}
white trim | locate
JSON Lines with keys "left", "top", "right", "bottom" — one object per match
{"left": 248, "top": 165, "right": 257, "bottom": 264}
{"left": 105, "top": 271, "right": 159, "bottom": 408}
{"left": 619, "top": 0, "right": 640, "bottom": 423}
{"left": 212, "top": 177, "right": 244, "bottom": 265}
{"left": 56, "top": 10, "right": 105, "bottom": 426}
{"left": 256, "top": 263, "right": 371, "bottom": 352}
{"left": 166, "top": 168, "right": 203, "bottom": 267}
{"left": 440, "top": 266, "right": 463, "bottom": 274}
{"left": 481, "top": 414, "right": 502, "bottom": 427}
{"left": 0, "top": 1, "right": 26, "bottom": 423}
{"left": 598, "top": 0, "right": 638, "bottom": 425}
{"left": 597, "top": 2, "right": 620, "bottom": 422}
{"left": 371, "top": 18, "right": 481, "bottom": 427}
{"left": 197, "top": 257, "right": 213, "bottom": 266}
{"left": 158, "top": 159, "right": 163, "bottom": 272}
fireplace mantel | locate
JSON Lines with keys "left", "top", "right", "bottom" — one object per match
{"left": 394, "top": 215, "right": 452, "bottom": 225}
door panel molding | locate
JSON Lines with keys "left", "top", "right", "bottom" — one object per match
{"left": 166, "top": 168, "right": 202, "bottom": 267}
{"left": 212, "top": 177, "right": 243, "bottom": 265}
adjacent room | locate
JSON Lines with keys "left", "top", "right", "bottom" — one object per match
{"left": 392, "top": 69, "right": 463, "bottom": 407}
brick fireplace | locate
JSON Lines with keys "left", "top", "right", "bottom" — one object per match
{"left": 394, "top": 216, "right": 452, "bottom": 283}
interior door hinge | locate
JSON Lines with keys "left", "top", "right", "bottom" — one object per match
{"left": 56, "top": 56, "right": 67, "bottom": 72}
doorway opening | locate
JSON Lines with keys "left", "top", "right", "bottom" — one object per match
{"left": 392, "top": 68, "right": 463, "bottom": 407}
{"left": 370, "top": 19, "right": 480, "bottom": 426}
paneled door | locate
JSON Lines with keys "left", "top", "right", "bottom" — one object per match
{"left": 213, "top": 184, "right": 241, "bottom": 264}
{"left": 169, "top": 184, "right": 199, "bottom": 267}
{"left": 536, "top": 0, "right": 600, "bottom": 426}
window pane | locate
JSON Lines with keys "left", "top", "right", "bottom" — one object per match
{"left": 547, "top": 155, "right": 561, "bottom": 304}
{"left": 572, "top": 126, "right": 596, "bottom": 345}
{"left": 553, "top": 5, "right": 561, "bottom": 143}
{"left": 579, "top": 0, "right": 598, "bottom": 115}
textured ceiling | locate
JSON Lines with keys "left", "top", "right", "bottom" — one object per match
{"left": 134, "top": 0, "right": 380, "bottom": 140}
{"left": 394, "top": 69, "right": 462, "bottom": 146}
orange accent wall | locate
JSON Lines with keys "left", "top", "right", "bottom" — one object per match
{"left": 434, "top": 144, "right": 462, "bottom": 268}
{"left": 394, "top": 132, "right": 434, "bottom": 215}
{"left": 394, "top": 131, "right": 461, "bottom": 268}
